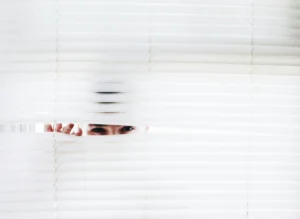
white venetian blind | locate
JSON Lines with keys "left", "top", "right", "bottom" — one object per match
{"left": 0, "top": 0, "right": 300, "bottom": 219}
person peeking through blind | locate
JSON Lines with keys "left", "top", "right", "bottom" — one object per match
{"left": 44, "top": 123, "right": 137, "bottom": 136}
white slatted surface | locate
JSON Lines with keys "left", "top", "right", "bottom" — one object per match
{"left": 0, "top": 0, "right": 300, "bottom": 219}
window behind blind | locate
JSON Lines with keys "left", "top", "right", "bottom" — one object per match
{"left": 1, "top": 0, "right": 300, "bottom": 219}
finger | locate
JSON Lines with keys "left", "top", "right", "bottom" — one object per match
{"left": 54, "top": 123, "right": 62, "bottom": 132}
{"left": 61, "top": 123, "right": 74, "bottom": 134}
{"left": 72, "top": 127, "right": 83, "bottom": 136}
{"left": 44, "top": 124, "right": 53, "bottom": 132}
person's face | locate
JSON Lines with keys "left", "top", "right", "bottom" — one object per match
{"left": 87, "top": 124, "right": 136, "bottom": 136}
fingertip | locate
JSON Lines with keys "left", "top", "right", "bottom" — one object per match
{"left": 62, "top": 123, "right": 75, "bottom": 134}
{"left": 44, "top": 124, "right": 53, "bottom": 132}
{"left": 55, "top": 123, "right": 62, "bottom": 132}
{"left": 72, "top": 127, "right": 83, "bottom": 136}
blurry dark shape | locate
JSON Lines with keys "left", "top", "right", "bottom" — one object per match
{"left": 95, "top": 92, "right": 123, "bottom": 94}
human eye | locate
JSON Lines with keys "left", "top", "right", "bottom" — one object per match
{"left": 90, "top": 127, "right": 107, "bottom": 135}
{"left": 120, "top": 126, "right": 136, "bottom": 134}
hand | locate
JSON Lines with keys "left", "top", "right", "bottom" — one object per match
{"left": 44, "top": 123, "right": 83, "bottom": 136}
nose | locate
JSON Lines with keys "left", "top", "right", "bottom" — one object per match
{"left": 108, "top": 126, "right": 119, "bottom": 135}
{"left": 111, "top": 131, "right": 117, "bottom": 135}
